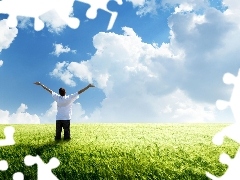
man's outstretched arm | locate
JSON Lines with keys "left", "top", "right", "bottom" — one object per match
{"left": 78, "top": 84, "right": 95, "bottom": 94}
{"left": 34, "top": 82, "right": 52, "bottom": 94}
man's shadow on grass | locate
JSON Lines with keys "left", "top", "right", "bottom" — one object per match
{"left": 5, "top": 138, "right": 72, "bottom": 158}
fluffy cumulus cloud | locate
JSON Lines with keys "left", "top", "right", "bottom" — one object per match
{"left": 126, "top": 0, "right": 160, "bottom": 16}
{"left": 0, "top": 20, "right": 18, "bottom": 52}
{"left": 0, "top": 102, "right": 87, "bottom": 124}
{"left": 50, "top": 23, "right": 229, "bottom": 123}
{"left": 48, "top": 0, "right": 240, "bottom": 123}
{"left": 127, "top": 0, "right": 208, "bottom": 16}
{"left": 0, "top": 104, "right": 40, "bottom": 124}
{"left": 51, "top": 43, "right": 76, "bottom": 57}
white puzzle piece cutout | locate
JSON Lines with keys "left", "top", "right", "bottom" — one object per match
{"left": 206, "top": 69, "right": 240, "bottom": 179}
{"left": 24, "top": 155, "right": 60, "bottom": 180}
{"left": 76, "top": 0, "right": 123, "bottom": 30}
{"left": 0, "top": 0, "right": 123, "bottom": 31}
{"left": 0, "top": 0, "right": 79, "bottom": 31}
{"left": 0, "top": 126, "right": 15, "bottom": 146}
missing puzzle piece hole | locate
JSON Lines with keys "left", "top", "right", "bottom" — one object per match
{"left": 223, "top": 73, "right": 236, "bottom": 85}
{"left": 107, "top": 0, "right": 122, "bottom": 14}
{"left": 212, "top": 132, "right": 224, "bottom": 146}
{"left": 216, "top": 100, "right": 229, "bottom": 110}
{"left": 13, "top": 172, "right": 24, "bottom": 180}
{"left": 219, "top": 153, "right": 231, "bottom": 165}
{"left": 0, "top": 160, "right": 8, "bottom": 171}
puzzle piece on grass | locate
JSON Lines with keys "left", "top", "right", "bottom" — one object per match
{"left": 0, "top": 154, "right": 60, "bottom": 180}
{"left": 12, "top": 172, "right": 24, "bottom": 180}
{"left": 0, "top": 0, "right": 79, "bottom": 31}
{"left": 0, "top": 160, "right": 24, "bottom": 180}
{"left": 24, "top": 155, "right": 60, "bottom": 180}
{"left": 76, "top": 0, "right": 123, "bottom": 30}
{"left": 206, "top": 69, "right": 240, "bottom": 179}
{"left": 0, "top": 126, "right": 15, "bottom": 146}
{"left": 0, "top": 160, "right": 8, "bottom": 171}
{"left": 206, "top": 147, "right": 240, "bottom": 180}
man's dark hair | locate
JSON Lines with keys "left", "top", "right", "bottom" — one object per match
{"left": 59, "top": 88, "right": 66, "bottom": 96}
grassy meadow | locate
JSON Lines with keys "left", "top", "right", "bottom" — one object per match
{"left": 0, "top": 123, "right": 238, "bottom": 179}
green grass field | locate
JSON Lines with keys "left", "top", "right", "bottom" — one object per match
{"left": 0, "top": 123, "right": 238, "bottom": 179}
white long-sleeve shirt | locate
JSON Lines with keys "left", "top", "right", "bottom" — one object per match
{"left": 52, "top": 92, "right": 79, "bottom": 120}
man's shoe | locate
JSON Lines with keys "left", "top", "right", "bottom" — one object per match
{"left": 55, "top": 137, "right": 61, "bottom": 141}
{"left": 64, "top": 137, "right": 71, "bottom": 141}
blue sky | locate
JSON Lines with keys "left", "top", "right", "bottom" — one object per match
{"left": 0, "top": 0, "right": 239, "bottom": 123}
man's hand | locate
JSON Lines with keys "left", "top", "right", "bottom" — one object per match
{"left": 78, "top": 83, "right": 95, "bottom": 94}
{"left": 34, "top": 82, "right": 52, "bottom": 94}
{"left": 88, "top": 83, "right": 95, "bottom": 88}
{"left": 34, "top": 82, "right": 41, "bottom": 85}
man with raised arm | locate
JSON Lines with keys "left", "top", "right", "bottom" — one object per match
{"left": 34, "top": 82, "right": 95, "bottom": 141}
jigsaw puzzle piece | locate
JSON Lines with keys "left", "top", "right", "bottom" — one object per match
{"left": 24, "top": 155, "right": 60, "bottom": 180}
{"left": 212, "top": 123, "right": 240, "bottom": 145}
{"left": 0, "top": 126, "right": 15, "bottom": 146}
{"left": 76, "top": 0, "right": 122, "bottom": 30}
{"left": 206, "top": 149, "right": 240, "bottom": 180}
{"left": 216, "top": 100, "right": 229, "bottom": 111}
{"left": 207, "top": 69, "right": 240, "bottom": 179}
{"left": 0, "top": 160, "right": 8, "bottom": 171}
{"left": 52, "top": 0, "right": 80, "bottom": 29}
{"left": 13, "top": 172, "right": 24, "bottom": 180}
{"left": 0, "top": 0, "right": 80, "bottom": 31}
{"left": 222, "top": 72, "right": 236, "bottom": 85}
{"left": 6, "top": 15, "right": 18, "bottom": 29}
{"left": 216, "top": 69, "right": 240, "bottom": 122}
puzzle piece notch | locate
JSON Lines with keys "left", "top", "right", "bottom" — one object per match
{"left": 0, "top": 126, "right": 15, "bottom": 146}
{"left": 206, "top": 148, "right": 240, "bottom": 180}
{"left": 212, "top": 123, "right": 240, "bottom": 145}
{"left": 24, "top": 155, "right": 60, "bottom": 180}
{"left": 0, "top": 160, "right": 8, "bottom": 171}
{"left": 12, "top": 172, "right": 24, "bottom": 180}
{"left": 206, "top": 69, "right": 240, "bottom": 179}
{"left": 206, "top": 123, "right": 240, "bottom": 179}
{"left": 216, "top": 69, "right": 240, "bottom": 122}
{"left": 76, "top": 0, "right": 123, "bottom": 30}
{"left": 0, "top": 0, "right": 80, "bottom": 31}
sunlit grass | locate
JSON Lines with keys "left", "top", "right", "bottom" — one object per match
{"left": 0, "top": 123, "right": 237, "bottom": 179}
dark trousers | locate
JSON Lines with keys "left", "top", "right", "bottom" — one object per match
{"left": 55, "top": 120, "right": 70, "bottom": 140}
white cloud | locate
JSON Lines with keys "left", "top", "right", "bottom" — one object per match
{"left": 126, "top": 0, "right": 145, "bottom": 7}
{"left": 50, "top": 1, "right": 240, "bottom": 123}
{"left": 126, "top": 0, "right": 159, "bottom": 16}
{"left": 0, "top": 110, "right": 10, "bottom": 124}
{"left": 39, "top": 10, "right": 71, "bottom": 34}
{"left": 50, "top": 61, "right": 76, "bottom": 86}
{"left": 173, "top": 3, "right": 193, "bottom": 14}
{"left": 50, "top": 26, "right": 222, "bottom": 123}
{"left": 0, "top": 104, "right": 40, "bottom": 124}
{"left": 17, "top": 17, "right": 33, "bottom": 29}
{"left": 0, "top": 101, "right": 87, "bottom": 124}
{"left": 161, "top": 0, "right": 208, "bottom": 9}
{"left": 166, "top": 89, "right": 216, "bottom": 123}
{"left": 0, "top": 60, "right": 3, "bottom": 67}
{"left": 127, "top": 0, "right": 208, "bottom": 16}
{"left": 223, "top": 0, "right": 240, "bottom": 27}
{"left": 51, "top": 43, "right": 76, "bottom": 57}
{"left": 0, "top": 20, "right": 18, "bottom": 52}
{"left": 39, "top": 102, "right": 57, "bottom": 123}
{"left": 136, "top": 0, "right": 159, "bottom": 16}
